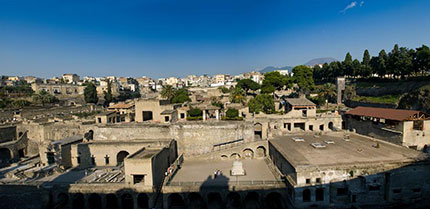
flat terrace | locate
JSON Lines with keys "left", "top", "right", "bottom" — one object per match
{"left": 270, "top": 132, "right": 426, "bottom": 168}
{"left": 128, "top": 148, "right": 160, "bottom": 159}
{"left": 168, "top": 159, "right": 281, "bottom": 186}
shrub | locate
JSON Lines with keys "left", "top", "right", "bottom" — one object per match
{"left": 186, "top": 116, "right": 203, "bottom": 121}
{"left": 226, "top": 108, "right": 239, "bottom": 118}
{"left": 188, "top": 108, "right": 203, "bottom": 117}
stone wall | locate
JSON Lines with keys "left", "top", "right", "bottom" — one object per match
{"left": 171, "top": 121, "right": 254, "bottom": 155}
{"left": 0, "top": 125, "right": 16, "bottom": 143}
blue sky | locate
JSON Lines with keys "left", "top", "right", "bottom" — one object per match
{"left": 1, "top": 0, "right": 430, "bottom": 78}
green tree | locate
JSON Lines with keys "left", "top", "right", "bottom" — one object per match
{"left": 84, "top": 82, "right": 98, "bottom": 104}
{"left": 352, "top": 59, "right": 362, "bottom": 78}
{"left": 236, "top": 79, "right": 260, "bottom": 94}
{"left": 230, "top": 87, "right": 246, "bottom": 104}
{"left": 171, "top": 88, "right": 191, "bottom": 104}
{"left": 292, "top": 65, "right": 315, "bottom": 93}
{"left": 389, "top": 45, "right": 413, "bottom": 78}
{"left": 343, "top": 52, "right": 353, "bottom": 76}
{"left": 375, "top": 49, "right": 388, "bottom": 77}
{"left": 188, "top": 108, "right": 202, "bottom": 117}
{"left": 414, "top": 45, "right": 430, "bottom": 75}
{"left": 361, "top": 49, "right": 372, "bottom": 77}
{"left": 225, "top": 108, "right": 239, "bottom": 118}
{"left": 161, "top": 85, "right": 175, "bottom": 100}
{"left": 248, "top": 94, "right": 275, "bottom": 114}
{"left": 317, "top": 83, "right": 336, "bottom": 109}
{"left": 32, "top": 90, "right": 58, "bottom": 106}
{"left": 261, "top": 71, "right": 289, "bottom": 92}
{"left": 218, "top": 86, "right": 230, "bottom": 94}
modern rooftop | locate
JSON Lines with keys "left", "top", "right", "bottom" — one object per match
{"left": 270, "top": 132, "right": 426, "bottom": 168}
{"left": 168, "top": 159, "right": 280, "bottom": 186}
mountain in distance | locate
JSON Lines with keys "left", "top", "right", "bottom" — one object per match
{"left": 305, "top": 57, "right": 337, "bottom": 66}
{"left": 258, "top": 66, "right": 294, "bottom": 74}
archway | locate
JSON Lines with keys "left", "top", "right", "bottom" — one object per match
{"left": 56, "top": 193, "right": 69, "bottom": 209}
{"left": 121, "top": 193, "right": 134, "bottom": 209}
{"left": 168, "top": 193, "right": 185, "bottom": 209}
{"left": 264, "top": 192, "right": 284, "bottom": 209}
{"left": 242, "top": 148, "right": 254, "bottom": 159}
{"left": 254, "top": 123, "right": 263, "bottom": 139}
{"left": 230, "top": 153, "right": 241, "bottom": 160}
{"left": 116, "top": 151, "right": 130, "bottom": 165}
{"left": 244, "top": 192, "right": 260, "bottom": 209}
{"left": 188, "top": 192, "right": 206, "bottom": 209}
{"left": 226, "top": 192, "right": 241, "bottom": 209}
{"left": 221, "top": 155, "right": 228, "bottom": 160}
{"left": 328, "top": 122, "right": 334, "bottom": 130}
{"left": 256, "top": 146, "right": 266, "bottom": 158}
{"left": 18, "top": 132, "right": 23, "bottom": 137}
{"left": 208, "top": 192, "right": 224, "bottom": 209}
{"left": 72, "top": 193, "right": 84, "bottom": 209}
{"left": 88, "top": 193, "right": 102, "bottom": 209}
{"left": 106, "top": 194, "right": 118, "bottom": 209}
{"left": 85, "top": 130, "right": 94, "bottom": 140}
{"left": 0, "top": 148, "right": 12, "bottom": 163}
{"left": 137, "top": 193, "right": 149, "bottom": 209}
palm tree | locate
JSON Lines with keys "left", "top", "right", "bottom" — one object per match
{"left": 230, "top": 87, "right": 246, "bottom": 104}
{"left": 161, "top": 85, "right": 175, "bottom": 101}
{"left": 318, "top": 83, "right": 336, "bottom": 109}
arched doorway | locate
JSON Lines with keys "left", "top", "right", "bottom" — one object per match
{"left": 85, "top": 130, "right": 94, "bottom": 140}
{"left": 230, "top": 153, "right": 241, "bottom": 160}
{"left": 56, "top": 193, "right": 69, "bottom": 209}
{"left": 0, "top": 148, "right": 12, "bottom": 163}
{"left": 168, "top": 193, "right": 185, "bottom": 209}
{"left": 188, "top": 192, "right": 206, "bottom": 209}
{"left": 72, "top": 193, "right": 84, "bottom": 209}
{"left": 116, "top": 151, "right": 130, "bottom": 165}
{"left": 220, "top": 155, "right": 228, "bottom": 160}
{"left": 254, "top": 123, "right": 263, "bottom": 139}
{"left": 226, "top": 192, "right": 241, "bottom": 209}
{"left": 207, "top": 192, "right": 224, "bottom": 209}
{"left": 88, "top": 193, "right": 102, "bottom": 209}
{"left": 121, "top": 193, "right": 134, "bottom": 209}
{"left": 137, "top": 193, "right": 149, "bottom": 209}
{"left": 264, "top": 192, "right": 284, "bottom": 209}
{"left": 242, "top": 148, "right": 254, "bottom": 159}
{"left": 328, "top": 122, "right": 334, "bottom": 130}
{"left": 244, "top": 192, "right": 260, "bottom": 209}
{"left": 106, "top": 194, "right": 118, "bottom": 209}
{"left": 256, "top": 146, "right": 266, "bottom": 158}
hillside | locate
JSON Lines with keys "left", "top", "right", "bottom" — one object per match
{"left": 305, "top": 57, "right": 337, "bottom": 66}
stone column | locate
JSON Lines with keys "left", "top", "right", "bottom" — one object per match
{"left": 216, "top": 110, "right": 220, "bottom": 120}
{"left": 203, "top": 110, "right": 207, "bottom": 121}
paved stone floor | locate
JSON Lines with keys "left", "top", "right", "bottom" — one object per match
{"left": 171, "top": 159, "right": 278, "bottom": 184}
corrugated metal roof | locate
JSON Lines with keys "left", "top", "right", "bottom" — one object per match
{"left": 345, "top": 106, "right": 422, "bottom": 121}
{"left": 285, "top": 98, "right": 316, "bottom": 106}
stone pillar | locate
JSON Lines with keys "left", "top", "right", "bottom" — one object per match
{"left": 203, "top": 110, "right": 207, "bottom": 121}
{"left": 216, "top": 110, "right": 220, "bottom": 120}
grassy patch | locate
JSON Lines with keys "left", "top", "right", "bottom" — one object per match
{"left": 352, "top": 94, "right": 401, "bottom": 104}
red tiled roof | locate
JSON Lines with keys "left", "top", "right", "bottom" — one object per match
{"left": 345, "top": 106, "right": 422, "bottom": 121}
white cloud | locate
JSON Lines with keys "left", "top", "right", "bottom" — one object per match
{"left": 360, "top": 1, "right": 365, "bottom": 7}
{"left": 340, "top": 1, "right": 358, "bottom": 14}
